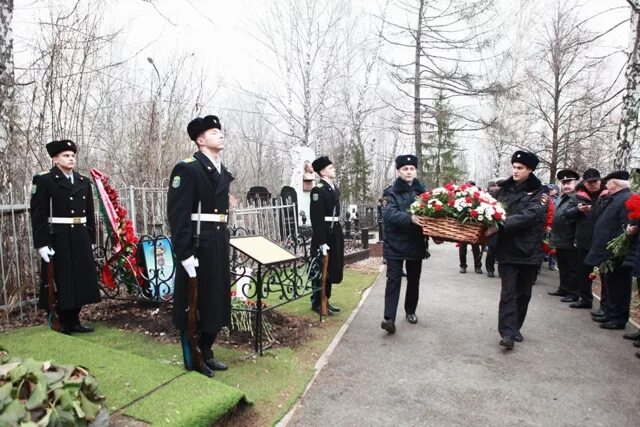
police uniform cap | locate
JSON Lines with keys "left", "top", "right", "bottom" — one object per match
{"left": 511, "top": 150, "right": 539, "bottom": 171}
{"left": 395, "top": 154, "right": 418, "bottom": 169}
{"left": 46, "top": 139, "right": 77, "bottom": 158}
{"left": 312, "top": 156, "right": 332, "bottom": 173}
{"left": 602, "top": 170, "right": 630, "bottom": 181}
{"left": 187, "top": 115, "right": 221, "bottom": 141}
{"left": 556, "top": 169, "right": 579, "bottom": 182}
{"left": 582, "top": 168, "right": 601, "bottom": 182}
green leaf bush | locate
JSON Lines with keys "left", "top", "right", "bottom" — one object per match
{"left": 0, "top": 347, "right": 108, "bottom": 426}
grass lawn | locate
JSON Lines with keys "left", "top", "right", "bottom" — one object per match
{"left": 0, "top": 268, "right": 379, "bottom": 426}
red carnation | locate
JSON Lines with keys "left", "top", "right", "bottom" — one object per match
{"left": 470, "top": 210, "right": 479, "bottom": 218}
{"left": 493, "top": 212, "right": 503, "bottom": 220}
{"left": 434, "top": 204, "right": 443, "bottom": 211}
{"left": 448, "top": 199, "right": 456, "bottom": 206}
{"left": 625, "top": 194, "right": 640, "bottom": 220}
{"left": 420, "top": 192, "right": 430, "bottom": 201}
{"left": 465, "top": 197, "right": 473, "bottom": 203}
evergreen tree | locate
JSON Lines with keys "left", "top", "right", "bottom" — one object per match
{"left": 422, "top": 91, "right": 464, "bottom": 187}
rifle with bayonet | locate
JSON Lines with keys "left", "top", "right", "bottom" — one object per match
{"left": 320, "top": 249, "right": 330, "bottom": 317}
{"left": 47, "top": 198, "right": 62, "bottom": 332}
{"left": 185, "top": 201, "right": 204, "bottom": 371}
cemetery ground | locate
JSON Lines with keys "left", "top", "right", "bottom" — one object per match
{"left": 1, "top": 264, "right": 380, "bottom": 426}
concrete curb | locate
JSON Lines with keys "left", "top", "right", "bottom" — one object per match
{"left": 276, "top": 265, "right": 384, "bottom": 427}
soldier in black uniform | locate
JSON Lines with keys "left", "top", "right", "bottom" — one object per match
{"left": 30, "top": 139, "right": 101, "bottom": 333}
{"left": 309, "top": 156, "right": 344, "bottom": 314}
{"left": 485, "top": 151, "right": 548, "bottom": 350}
{"left": 167, "top": 115, "right": 234, "bottom": 377}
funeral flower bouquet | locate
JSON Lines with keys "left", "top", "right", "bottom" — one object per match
{"left": 410, "top": 182, "right": 506, "bottom": 226}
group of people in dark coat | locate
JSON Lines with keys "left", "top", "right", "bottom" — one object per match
{"left": 539, "top": 165, "right": 640, "bottom": 359}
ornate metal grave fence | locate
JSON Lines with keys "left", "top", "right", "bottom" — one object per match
{"left": 1, "top": 184, "right": 370, "bottom": 352}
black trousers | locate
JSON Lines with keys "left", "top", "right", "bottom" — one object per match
{"left": 601, "top": 266, "right": 632, "bottom": 325}
{"left": 498, "top": 263, "right": 539, "bottom": 338}
{"left": 576, "top": 248, "right": 593, "bottom": 302}
{"left": 555, "top": 248, "right": 579, "bottom": 296}
{"left": 59, "top": 307, "right": 81, "bottom": 328}
{"left": 459, "top": 244, "right": 482, "bottom": 268}
{"left": 384, "top": 258, "right": 422, "bottom": 321}
{"left": 485, "top": 246, "right": 496, "bottom": 273}
{"left": 311, "top": 278, "right": 333, "bottom": 308}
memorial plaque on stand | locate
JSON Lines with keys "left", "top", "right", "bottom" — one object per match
{"left": 230, "top": 236, "right": 301, "bottom": 354}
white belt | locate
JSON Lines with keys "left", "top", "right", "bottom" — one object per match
{"left": 49, "top": 216, "right": 87, "bottom": 224}
{"left": 191, "top": 213, "right": 228, "bottom": 223}
{"left": 324, "top": 216, "right": 340, "bottom": 222}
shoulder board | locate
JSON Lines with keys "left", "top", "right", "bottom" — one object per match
{"left": 38, "top": 171, "right": 49, "bottom": 176}
{"left": 316, "top": 183, "right": 324, "bottom": 188}
{"left": 181, "top": 157, "right": 196, "bottom": 163}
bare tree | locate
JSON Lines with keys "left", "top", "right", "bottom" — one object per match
{"left": 380, "top": 0, "right": 503, "bottom": 171}
{"left": 245, "top": 0, "right": 346, "bottom": 153}
{"left": 0, "top": 0, "right": 14, "bottom": 188}
{"left": 519, "top": 1, "right": 625, "bottom": 181}
{"left": 614, "top": 0, "right": 640, "bottom": 169}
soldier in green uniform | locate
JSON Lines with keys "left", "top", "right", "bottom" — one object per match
{"left": 309, "top": 156, "right": 345, "bottom": 314}
{"left": 30, "top": 139, "right": 101, "bottom": 333}
{"left": 167, "top": 115, "right": 234, "bottom": 377}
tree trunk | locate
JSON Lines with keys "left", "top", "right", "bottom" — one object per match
{"left": 414, "top": 0, "right": 425, "bottom": 168}
{"left": 0, "top": 0, "right": 14, "bottom": 152}
{"left": 614, "top": 7, "right": 640, "bottom": 170}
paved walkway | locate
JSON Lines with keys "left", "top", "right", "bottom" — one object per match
{"left": 286, "top": 243, "right": 640, "bottom": 426}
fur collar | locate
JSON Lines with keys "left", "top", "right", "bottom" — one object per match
{"left": 392, "top": 177, "right": 426, "bottom": 194}
{"left": 499, "top": 173, "right": 542, "bottom": 193}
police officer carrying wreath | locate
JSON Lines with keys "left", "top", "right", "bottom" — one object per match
{"left": 167, "top": 115, "right": 233, "bottom": 377}
{"left": 380, "top": 154, "right": 429, "bottom": 334}
{"left": 309, "top": 156, "right": 344, "bottom": 315}
{"left": 485, "top": 151, "right": 548, "bottom": 350}
{"left": 30, "top": 139, "right": 101, "bottom": 333}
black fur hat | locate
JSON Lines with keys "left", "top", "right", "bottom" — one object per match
{"left": 46, "top": 140, "right": 77, "bottom": 158}
{"left": 511, "top": 151, "right": 539, "bottom": 171}
{"left": 187, "top": 115, "right": 221, "bottom": 141}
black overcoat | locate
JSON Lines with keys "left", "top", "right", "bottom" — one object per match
{"left": 549, "top": 192, "right": 577, "bottom": 250}
{"left": 31, "top": 166, "right": 101, "bottom": 310}
{"left": 382, "top": 178, "right": 428, "bottom": 260}
{"left": 310, "top": 179, "right": 344, "bottom": 284}
{"left": 167, "top": 151, "right": 234, "bottom": 334}
{"left": 562, "top": 182, "right": 604, "bottom": 250}
{"left": 584, "top": 188, "right": 633, "bottom": 268}
{"left": 494, "top": 174, "right": 547, "bottom": 265}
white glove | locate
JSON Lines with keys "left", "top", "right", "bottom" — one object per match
{"left": 181, "top": 256, "right": 199, "bottom": 278}
{"left": 38, "top": 246, "right": 55, "bottom": 263}
{"left": 320, "top": 244, "right": 330, "bottom": 256}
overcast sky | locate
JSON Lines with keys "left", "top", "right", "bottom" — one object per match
{"left": 11, "top": 0, "right": 634, "bottom": 185}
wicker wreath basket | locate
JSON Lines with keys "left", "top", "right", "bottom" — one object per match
{"left": 421, "top": 216, "right": 486, "bottom": 245}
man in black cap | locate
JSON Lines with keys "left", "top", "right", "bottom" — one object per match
{"left": 167, "top": 115, "right": 234, "bottom": 377}
{"left": 585, "top": 170, "right": 636, "bottom": 330}
{"left": 563, "top": 168, "right": 604, "bottom": 309}
{"left": 381, "top": 154, "right": 430, "bottom": 334}
{"left": 30, "top": 140, "right": 101, "bottom": 334}
{"left": 485, "top": 151, "right": 548, "bottom": 349}
{"left": 548, "top": 169, "right": 580, "bottom": 301}
{"left": 309, "top": 155, "right": 344, "bottom": 314}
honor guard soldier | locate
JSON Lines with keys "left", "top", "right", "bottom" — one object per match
{"left": 30, "top": 139, "right": 101, "bottom": 333}
{"left": 309, "top": 156, "right": 345, "bottom": 314}
{"left": 167, "top": 115, "right": 233, "bottom": 377}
